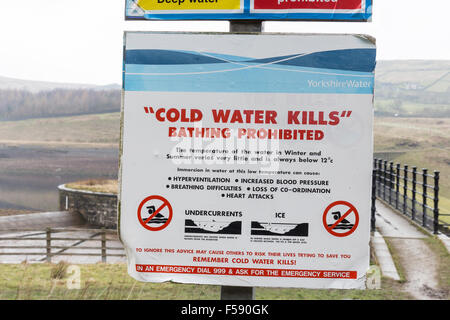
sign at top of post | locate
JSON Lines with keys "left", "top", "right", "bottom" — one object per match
{"left": 125, "top": 0, "right": 372, "bottom": 21}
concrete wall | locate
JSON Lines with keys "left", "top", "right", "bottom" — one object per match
{"left": 58, "top": 184, "right": 118, "bottom": 229}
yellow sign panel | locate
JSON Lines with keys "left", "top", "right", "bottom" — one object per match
{"left": 137, "top": 0, "right": 241, "bottom": 11}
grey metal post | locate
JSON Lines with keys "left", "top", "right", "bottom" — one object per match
{"left": 433, "top": 171, "right": 440, "bottom": 234}
{"left": 403, "top": 165, "right": 408, "bottom": 214}
{"left": 230, "top": 20, "right": 263, "bottom": 33}
{"left": 422, "top": 169, "right": 428, "bottom": 227}
{"left": 219, "top": 20, "right": 263, "bottom": 301}
{"left": 377, "top": 159, "right": 382, "bottom": 197}
{"left": 221, "top": 286, "right": 255, "bottom": 300}
{"left": 383, "top": 160, "right": 387, "bottom": 200}
{"left": 371, "top": 169, "right": 376, "bottom": 232}
{"left": 389, "top": 161, "right": 394, "bottom": 204}
{"left": 101, "top": 227, "right": 107, "bottom": 263}
{"left": 412, "top": 167, "right": 417, "bottom": 220}
{"left": 395, "top": 163, "right": 400, "bottom": 209}
{"left": 46, "top": 228, "right": 52, "bottom": 263}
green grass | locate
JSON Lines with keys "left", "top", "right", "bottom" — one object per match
{"left": 0, "top": 112, "right": 120, "bottom": 147}
{"left": 0, "top": 263, "right": 412, "bottom": 300}
{"left": 374, "top": 117, "right": 450, "bottom": 216}
{"left": 383, "top": 238, "right": 407, "bottom": 283}
{"left": 423, "top": 237, "right": 450, "bottom": 292}
{"left": 401, "top": 102, "right": 450, "bottom": 115}
{"left": 65, "top": 179, "right": 118, "bottom": 194}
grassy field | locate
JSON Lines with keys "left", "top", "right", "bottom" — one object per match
{"left": 0, "top": 263, "right": 411, "bottom": 300}
{"left": 374, "top": 117, "right": 450, "bottom": 215}
{"left": 1, "top": 231, "right": 448, "bottom": 300}
{"left": 0, "top": 112, "right": 120, "bottom": 147}
{"left": 375, "top": 100, "right": 450, "bottom": 117}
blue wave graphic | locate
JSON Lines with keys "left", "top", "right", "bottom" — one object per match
{"left": 125, "top": 49, "right": 376, "bottom": 73}
{"left": 124, "top": 48, "right": 376, "bottom": 93}
{"left": 124, "top": 68, "right": 374, "bottom": 94}
{"left": 240, "top": 49, "right": 376, "bottom": 73}
{"left": 125, "top": 50, "right": 227, "bottom": 65}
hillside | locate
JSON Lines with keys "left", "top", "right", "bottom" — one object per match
{"left": 0, "top": 60, "right": 449, "bottom": 121}
{"left": 0, "top": 75, "right": 120, "bottom": 92}
{"left": 375, "top": 60, "right": 450, "bottom": 117}
{"left": 0, "top": 89, "right": 121, "bottom": 121}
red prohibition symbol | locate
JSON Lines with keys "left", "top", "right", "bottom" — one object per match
{"left": 137, "top": 195, "right": 173, "bottom": 231}
{"left": 322, "top": 200, "right": 359, "bottom": 237}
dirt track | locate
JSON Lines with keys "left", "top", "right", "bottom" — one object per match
{"left": 389, "top": 238, "right": 448, "bottom": 300}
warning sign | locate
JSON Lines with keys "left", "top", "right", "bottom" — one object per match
{"left": 137, "top": 195, "right": 173, "bottom": 231}
{"left": 323, "top": 201, "right": 359, "bottom": 237}
{"left": 119, "top": 32, "right": 376, "bottom": 289}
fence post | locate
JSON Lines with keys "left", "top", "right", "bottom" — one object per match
{"left": 395, "top": 163, "right": 400, "bottom": 210}
{"left": 46, "top": 228, "right": 51, "bottom": 263}
{"left": 371, "top": 169, "right": 377, "bottom": 232}
{"left": 433, "top": 171, "right": 440, "bottom": 235}
{"left": 374, "top": 159, "right": 378, "bottom": 195}
{"left": 412, "top": 167, "right": 417, "bottom": 221}
{"left": 101, "top": 228, "right": 107, "bottom": 263}
{"left": 422, "top": 169, "right": 428, "bottom": 227}
{"left": 403, "top": 165, "right": 408, "bottom": 215}
{"left": 389, "top": 162, "right": 394, "bottom": 205}
{"left": 377, "top": 159, "right": 382, "bottom": 197}
{"left": 383, "top": 160, "right": 387, "bottom": 200}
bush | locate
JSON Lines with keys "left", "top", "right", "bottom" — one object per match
{"left": 50, "top": 261, "right": 69, "bottom": 280}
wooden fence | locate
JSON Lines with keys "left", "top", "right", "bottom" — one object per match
{"left": 0, "top": 227, "right": 125, "bottom": 263}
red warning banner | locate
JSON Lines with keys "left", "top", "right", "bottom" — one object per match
{"left": 254, "top": 0, "right": 363, "bottom": 10}
{"left": 136, "top": 264, "right": 357, "bottom": 279}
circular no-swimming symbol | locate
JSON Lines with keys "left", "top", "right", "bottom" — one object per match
{"left": 137, "top": 195, "right": 173, "bottom": 231}
{"left": 322, "top": 200, "right": 359, "bottom": 237}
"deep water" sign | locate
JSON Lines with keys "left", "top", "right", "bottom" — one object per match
{"left": 125, "top": 0, "right": 372, "bottom": 21}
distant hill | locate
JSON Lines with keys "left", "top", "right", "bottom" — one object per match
{"left": 375, "top": 60, "right": 450, "bottom": 117}
{"left": 0, "top": 88, "right": 121, "bottom": 121}
{"left": 0, "top": 75, "right": 121, "bottom": 121}
{"left": 0, "top": 75, "right": 120, "bottom": 92}
{"left": 376, "top": 60, "right": 450, "bottom": 90}
{"left": 0, "top": 60, "right": 449, "bottom": 121}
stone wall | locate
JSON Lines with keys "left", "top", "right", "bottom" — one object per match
{"left": 58, "top": 184, "right": 118, "bottom": 229}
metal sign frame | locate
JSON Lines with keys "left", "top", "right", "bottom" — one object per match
{"left": 125, "top": 0, "right": 372, "bottom": 21}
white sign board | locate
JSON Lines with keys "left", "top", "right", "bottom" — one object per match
{"left": 119, "top": 32, "right": 376, "bottom": 289}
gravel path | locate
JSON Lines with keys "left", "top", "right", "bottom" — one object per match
{"left": 389, "top": 238, "right": 447, "bottom": 299}
{"left": 376, "top": 200, "right": 449, "bottom": 300}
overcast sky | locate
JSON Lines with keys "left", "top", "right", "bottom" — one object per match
{"left": 0, "top": 0, "right": 449, "bottom": 85}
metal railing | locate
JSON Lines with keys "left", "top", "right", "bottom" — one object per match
{"left": 0, "top": 227, "right": 126, "bottom": 262}
{"left": 372, "top": 158, "right": 449, "bottom": 235}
